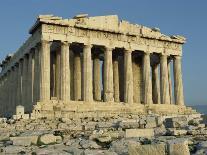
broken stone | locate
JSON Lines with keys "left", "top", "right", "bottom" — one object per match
{"left": 125, "top": 129, "right": 154, "bottom": 138}
{"left": 10, "top": 136, "right": 38, "bottom": 146}
{"left": 128, "top": 143, "right": 166, "bottom": 155}
{"left": 38, "top": 134, "right": 62, "bottom": 145}
{"left": 167, "top": 138, "right": 190, "bottom": 155}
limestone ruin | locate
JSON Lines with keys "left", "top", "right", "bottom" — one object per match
{"left": 0, "top": 14, "right": 196, "bottom": 118}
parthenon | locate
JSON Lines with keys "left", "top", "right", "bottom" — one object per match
{"left": 0, "top": 14, "right": 195, "bottom": 118}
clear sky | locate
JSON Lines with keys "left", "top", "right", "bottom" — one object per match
{"left": 0, "top": 0, "right": 206, "bottom": 106}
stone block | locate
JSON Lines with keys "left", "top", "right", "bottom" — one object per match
{"left": 128, "top": 143, "right": 166, "bottom": 155}
{"left": 167, "top": 138, "right": 190, "bottom": 155}
{"left": 165, "top": 116, "right": 188, "bottom": 128}
{"left": 145, "top": 116, "right": 157, "bottom": 128}
{"left": 39, "top": 134, "right": 62, "bottom": 145}
{"left": 168, "top": 129, "right": 187, "bottom": 136}
{"left": 125, "top": 129, "right": 154, "bottom": 138}
{"left": 10, "top": 136, "right": 38, "bottom": 146}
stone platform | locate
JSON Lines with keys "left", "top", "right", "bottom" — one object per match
{"left": 31, "top": 100, "right": 197, "bottom": 119}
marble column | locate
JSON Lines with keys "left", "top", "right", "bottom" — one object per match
{"left": 83, "top": 44, "right": 93, "bottom": 102}
{"left": 104, "top": 47, "right": 114, "bottom": 102}
{"left": 22, "top": 55, "right": 29, "bottom": 107}
{"left": 124, "top": 50, "right": 133, "bottom": 103}
{"left": 11, "top": 67, "right": 16, "bottom": 114}
{"left": 33, "top": 47, "right": 40, "bottom": 102}
{"left": 39, "top": 40, "right": 50, "bottom": 101}
{"left": 74, "top": 52, "right": 82, "bottom": 101}
{"left": 152, "top": 63, "right": 161, "bottom": 104}
{"left": 13, "top": 65, "right": 18, "bottom": 111}
{"left": 143, "top": 52, "right": 152, "bottom": 104}
{"left": 55, "top": 50, "right": 61, "bottom": 99}
{"left": 60, "top": 41, "right": 70, "bottom": 101}
{"left": 27, "top": 51, "right": 34, "bottom": 111}
{"left": 160, "top": 54, "right": 170, "bottom": 104}
{"left": 7, "top": 71, "right": 11, "bottom": 114}
{"left": 93, "top": 53, "right": 101, "bottom": 101}
{"left": 168, "top": 59, "right": 173, "bottom": 104}
{"left": 174, "top": 55, "right": 184, "bottom": 105}
{"left": 17, "top": 60, "right": 23, "bottom": 105}
{"left": 113, "top": 55, "right": 120, "bottom": 102}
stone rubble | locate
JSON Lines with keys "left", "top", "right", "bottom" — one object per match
{"left": 0, "top": 114, "right": 207, "bottom": 154}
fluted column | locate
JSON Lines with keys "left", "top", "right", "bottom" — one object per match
{"left": 104, "top": 47, "right": 114, "bottom": 102}
{"left": 93, "top": 53, "right": 101, "bottom": 101}
{"left": 17, "top": 60, "right": 23, "bottom": 105}
{"left": 39, "top": 40, "right": 50, "bottom": 101}
{"left": 113, "top": 54, "right": 120, "bottom": 102}
{"left": 13, "top": 65, "right": 18, "bottom": 110}
{"left": 160, "top": 54, "right": 170, "bottom": 104}
{"left": 143, "top": 52, "right": 152, "bottom": 104}
{"left": 33, "top": 47, "right": 40, "bottom": 102}
{"left": 60, "top": 41, "right": 70, "bottom": 101}
{"left": 27, "top": 51, "right": 34, "bottom": 111}
{"left": 7, "top": 71, "right": 12, "bottom": 114}
{"left": 74, "top": 52, "right": 82, "bottom": 101}
{"left": 22, "top": 55, "right": 29, "bottom": 107}
{"left": 168, "top": 59, "right": 173, "bottom": 104}
{"left": 124, "top": 50, "right": 133, "bottom": 103}
{"left": 174, "top": 55, "right": 184, "bottom": 105}
{"left": 152, "top": 64, "right": 160, "bottom": 104}
{"left": 83, "top": 44, "right": 93, "bottom": 102}
{"left": 10, "top": 67, "right": 16, "bottom": 114}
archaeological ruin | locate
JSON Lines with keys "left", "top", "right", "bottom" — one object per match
{"left": 0, "top": 14, "right": 196, "bottom": 118}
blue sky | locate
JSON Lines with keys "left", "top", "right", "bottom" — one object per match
{"left": 0, "top": 0, "right": 206, "bottom": 105}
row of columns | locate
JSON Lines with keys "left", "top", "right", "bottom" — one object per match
{"left": 0, "top": 40, "right": 185, "bottom": 116}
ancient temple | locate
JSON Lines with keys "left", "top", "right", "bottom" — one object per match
{"left": 0, "top": 14, "right": 196, "bottom": 118}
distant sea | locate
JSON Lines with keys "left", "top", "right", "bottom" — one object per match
{"left": 190, "top": 105, "right": 207, "bottom": 115}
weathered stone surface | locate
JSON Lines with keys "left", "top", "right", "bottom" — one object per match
{"left": 167, "top": 138, "right": 190, "bottom": 155}
{"left": 10, "top": 136, "right": 38, "bottom": 146}
{"left": 128, "top": 143, "right": 166, "bottom": 155}
{"left": 165, "top": 116, "right": 188, "bottom": 128}
{"left": 39, "top": 134, "right": 62, "bottom": 145}
{"left": 125, "top": 129, "right": 154, "bottom": 138}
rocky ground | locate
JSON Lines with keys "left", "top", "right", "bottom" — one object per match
{"left": 0, "top": 113, "right": 207, "bottom": 155}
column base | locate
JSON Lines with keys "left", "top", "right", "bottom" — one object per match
{"left": 30, "top": 100, "right": 197, "bottom": 119}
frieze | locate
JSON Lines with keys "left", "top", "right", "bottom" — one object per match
{"left": 42, "top": 24, "right": 181, "bottom": 51}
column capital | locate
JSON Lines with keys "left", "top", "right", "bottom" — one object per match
{"left": 83, "top": 44, "right": 92, "bottom": 49}
{"left": 105, "top": 46, "right": 114, "bottom": 51}
{"left": 174, "top": 55, "right": 182, "bottom": 59}
{"left": 61, "top": 41, "right": 70, "bottom": 46}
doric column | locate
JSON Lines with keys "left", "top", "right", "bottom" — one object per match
{"left": 168, "top": 59, "right": 173, "bottom": 104}
{"left": 27, "top": 50, "right": 34, "bottom": 111}
{"left": 74, "top": 52, "right": 82, "bottom": 101}
{"left": 10, "top": 67, "right": 16, "bottom": 114}
{"left": 22, "top": 55, "right": 29, "bottom": 107}
{"left": 143, "top": 52, "right": 152, "bottom": 104}
{"left": 60, "top": 41, "right": 70, "bottom": 101}
{"left": 7, "top": 71, "right": 12, "bottom": 114}
{"left": 83, "top": 44, "right": 93, "bottom": 102}
{"left": 93, "top": 53, "right": 101, "bottom": 101}
{"left": 174, "top": 55, "right": 184, "bottom": 105}
{"left": 13, "top": 65, "right": 18, "bottom": 111}
{"left": 104, "top": 47, "right": 114, "bottom": 102}
{"left": 55, "top": 50, "right": 61, "bottom": 99}
{"left": 17, "top": 60, "right": 23, "bottom": 105}
{"left": 124, "top": 50, "right": 133, "bottom": 103}
{"left": 33, "top": 47, "right": 40, "bottom": 102}
{"left": 160, "top": 54, "right": 170, "bottom": 104}
{"left": 113, "top": 54, "right": 120, "bottom": 102}
{"left": 152, "top": 64, "right": 161, "bottom": 104}
{"left": 39, "top": 40, "right": 50, "bottom": 101}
